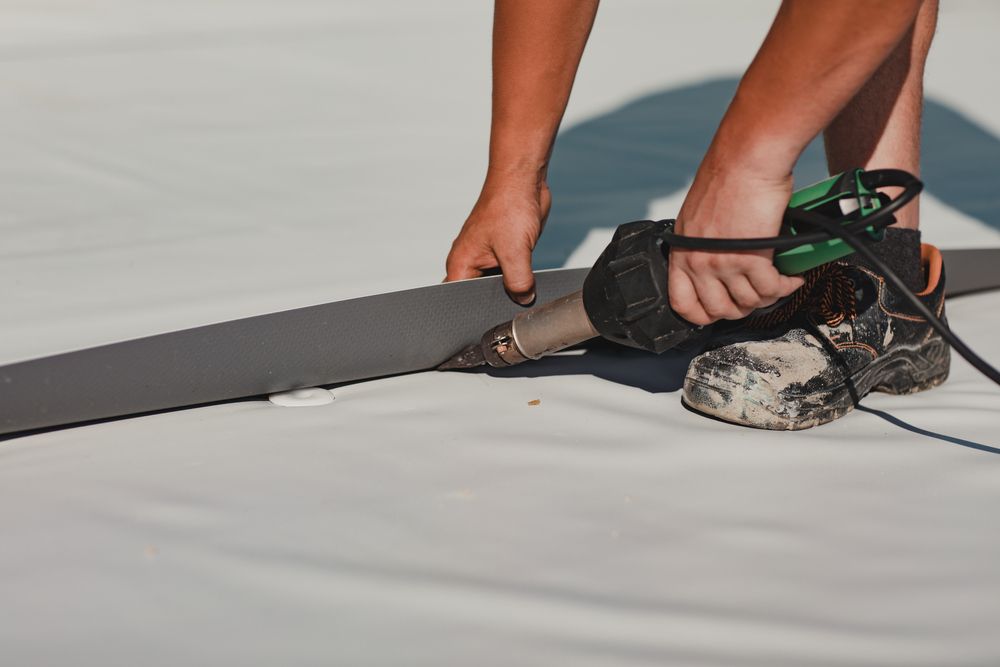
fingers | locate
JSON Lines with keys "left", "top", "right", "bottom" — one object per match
{"left": 445, "top": 239, "right": 495, "bottom": 283}
{"left": 694, "top": 276, "right": 751, "bottom": 322}
{"left": 668, "top": 262, "right": 713, "bottom": 326}
{"left": 720, "top": 274, "right": 762, "bottom": 315}
{"left": 744, "top": 262, "right": 805, "bottom": 302}
{"left": 444, "top": 181, "right": 546, "bottom": 303}
{"left": 668, "top": 250, "right": 806, "bottom": 325}
{"left": 445, "top": 240, "right": 536, "bottom": 305}
{"left": 670, "top": 251, "right": 753, "bottom": 324}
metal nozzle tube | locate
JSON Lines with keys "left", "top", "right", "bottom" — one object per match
{"left": 481, "top": 289, "right": 598, "bottom": 367}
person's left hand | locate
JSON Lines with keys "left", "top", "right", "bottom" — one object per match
{"left": 668, "top": 163, "right": 805, "bottom": 326}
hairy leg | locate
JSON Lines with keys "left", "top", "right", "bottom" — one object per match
{"left": 823, "top": 0, "right": 938, "bottom": 230}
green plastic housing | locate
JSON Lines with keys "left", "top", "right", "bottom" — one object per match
{"left": 773, "top": 168, "right": 883, "bottom": 275}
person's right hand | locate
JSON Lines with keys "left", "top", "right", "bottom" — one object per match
{"left": 445, "top": 175, "right": 550, "bottom": 305}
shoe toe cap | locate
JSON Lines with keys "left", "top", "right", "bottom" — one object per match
{"left": 682, "top": 339, "right": 831, "bottom": 430}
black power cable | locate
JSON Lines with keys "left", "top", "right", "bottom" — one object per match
{"left": 660, "top": 172, "right": 1000, "bottom": 387}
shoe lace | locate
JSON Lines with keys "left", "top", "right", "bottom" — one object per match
{"left": 746, "top": 263, "right": 858, "bottom": 329}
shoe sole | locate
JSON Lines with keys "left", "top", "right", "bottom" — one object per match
{"left": 682, "top": 336, "right": 951, "bottom": 431}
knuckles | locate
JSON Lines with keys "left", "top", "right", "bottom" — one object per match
{"left": 675, "top": 249, "right": 767, "bottom": 274}
{"left": 678, "top": 251, "right": 713, "bottom": 273}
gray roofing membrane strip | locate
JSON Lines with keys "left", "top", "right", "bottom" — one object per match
{"left": 0, "top": 269, "right": 588, "bottom": 435}
{"left": 2, "top": 248, "right": 998, "bottom": 436}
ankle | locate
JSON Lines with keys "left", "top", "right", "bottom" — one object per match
{"left": 846, "top": 227, "right": 924, "bottom": 292}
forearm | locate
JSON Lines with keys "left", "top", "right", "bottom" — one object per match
{"left": 706, "top": 0, "right": 924, "bottom": 176}
{"left": 487, "top": 0, "right": 598, "bottom": 184}
{"left": 670, "top": 0, "right": 925, "bottom": 325}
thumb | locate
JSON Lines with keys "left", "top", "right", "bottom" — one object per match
{"left": 497, "top": 247, "right": 536, "bottom": 306}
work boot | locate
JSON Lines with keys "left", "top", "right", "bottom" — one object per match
{"left": 682, "top": 241, "right": 950, "bottom": 430}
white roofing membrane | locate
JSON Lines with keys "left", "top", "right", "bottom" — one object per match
{"left": 2, "top": 1, "right": 999, "bottom": 664}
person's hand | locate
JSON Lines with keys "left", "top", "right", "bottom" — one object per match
{"left": 445, "top": 175, "right": 550, "bottom": 305}
{"left": 668, "top": 163, "right": 805, "bottom": 326}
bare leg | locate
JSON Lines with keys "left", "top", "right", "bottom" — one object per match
{"left": 824, "top": 0, "right": 938, "bottom": 230}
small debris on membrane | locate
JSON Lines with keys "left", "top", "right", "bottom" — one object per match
{"left": 528, "top": 399, "right": 541, "bottom": 406}
{"left": 445, "top": 488, "right": 476, "bottom": 501}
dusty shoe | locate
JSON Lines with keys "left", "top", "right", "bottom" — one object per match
{"left": 682, "top": 243, "right": 950, "bottom": 430}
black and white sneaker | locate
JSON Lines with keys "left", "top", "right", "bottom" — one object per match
{"left": 682, "top": 244, "right": 950, "bottom": 430}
